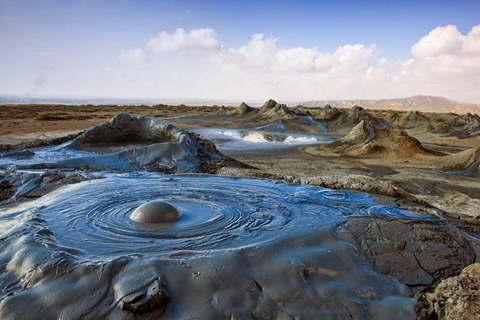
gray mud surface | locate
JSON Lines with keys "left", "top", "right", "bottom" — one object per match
{"left": 1, "top": 173, "right": 448, "bottom": 319}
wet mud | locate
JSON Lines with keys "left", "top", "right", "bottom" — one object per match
{"left": 1, "top": 173, "right": 446, "bottom": 319}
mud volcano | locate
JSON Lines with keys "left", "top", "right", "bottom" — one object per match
{"left": 0, "top": 173, "right": 447, "bottom": 319}
{"left": 1, "top": 113, "right": 247, "bottom": 174}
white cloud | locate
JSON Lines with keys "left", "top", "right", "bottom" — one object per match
{"left": 219, "top": 33, "right": 278, "bottom": 68}
{"left": 147, "top": 28, "right": 219, "bottom": 53}
{"left": 31, "top": 24, "right": 478, "bottom": 102}
{"left": 404, "top": 24, "right": 480, "bottom": 79}
{"left": 119, "top": 48, "right": 146, "bottom": 63}
{"left": 397, "top": 24, "right": 480, "bottom": 101}
{"left": 217, "top": 33, "right": 376, "bottom": 80}
{"left": 411, "top": 25, "right": 462, "bottom": 58}
{"left": 276, "top": 47, "right": 320, "bottom": 72}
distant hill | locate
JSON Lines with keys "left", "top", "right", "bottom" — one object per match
{"left": 291, "top": 95, "right": 480, "bottom": 115}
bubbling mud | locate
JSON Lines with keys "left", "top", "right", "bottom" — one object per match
{"left": 131, "top": 201, "right": 182, "bottom": 224}
{"left": 26, "top": 173, "right": 440, "bottom": 259}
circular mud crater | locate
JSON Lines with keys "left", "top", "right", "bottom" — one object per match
{"left": 26, "top": 173, "right": 439, "bottom": 259}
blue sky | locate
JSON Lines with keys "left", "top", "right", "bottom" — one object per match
{"left": 1, "top": 0, "right": 479, "bottom": 103}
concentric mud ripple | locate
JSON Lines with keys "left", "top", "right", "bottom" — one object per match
{"left": 30, "top": 173, "right": 439, "bottom": 258}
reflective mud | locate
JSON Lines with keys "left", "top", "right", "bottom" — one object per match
{"left": 194, "top": 128, "right": 340, "bottom": 150}
{"left": 0, "top": 173, "right": 446, "bottom": 319}
{"left": 4, "top": 174, "right": 438, "bottom": 259}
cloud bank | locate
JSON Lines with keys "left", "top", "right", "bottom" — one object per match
{"left": 147, "top": 28, "right": 220, "bottom": 53}
{"left": 112, "top": 24, "right": 479, "bottom": 101}
{"left": 19, "top": 24, "right": 473, "bottom": 102}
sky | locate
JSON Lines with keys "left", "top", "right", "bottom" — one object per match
{"left": 1, "top": 0, "right": 479, "bottom": 104}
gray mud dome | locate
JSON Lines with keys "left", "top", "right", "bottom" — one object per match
{"left": 1, "top": 113, "right": 248, "bottom": 174}
{"left": 0, "top": 174, "right": 455, "bottom": 319}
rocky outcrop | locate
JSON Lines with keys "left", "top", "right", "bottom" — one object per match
{"left": 423, "top": 263, "right": 480, "bottom": 320}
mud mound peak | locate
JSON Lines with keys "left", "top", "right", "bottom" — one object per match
{"left": 40, "top": 113, "right": 251, "bottom": 173}
{"left": 259, "top": 99, "right": 296, "bottom": 119}
{"left": 385, "top": 110, "right": 431, "bottom": 130}
{"left": 314, "top": 105, "right": 341, "bottom": 121}
{"left": 216, "top": 105, "right": 227, "bottom": 115}
{"left": 434, "top": 147, "right": 480, "bottom": 176}
{"left": 328, "top": 120, "right": 435, "bottom": 158}
{"left": 347, "top": 106, "right": 382, "bottom": 124}
{"left": 261, "top": 99, "right": 278, "bottom": 110}
{"left": 230, "top": 102, "right": 258, "bottom": 115}
{"left": 72, "top": 113, "right": 182, "bottom": 147}
{"left": 336, "top": 120, "right": 377, "bottom": 146}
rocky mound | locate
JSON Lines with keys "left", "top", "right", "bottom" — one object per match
{"left": 311, "top": 105, "right": 387, "bottom": 131}
{"left": 313, "top": 104, "right": 341, "bottom": 121}
{"left": 383, "top": 110, "right": 480, "bottom": 137}
{"left": 384, "top": 110, "right": 431, "bottom": 130}
{"left": 325, "top": 120, "right": 480, "bottom": 174}
{"left": 436, "top": 147, "right": 480, "bottom": 175}
{"left": 31, "top": 113, "right": 249, "bottom": 173}
{"left": 216, "top": 105, "right": 227, "bottom": 115}
{"left": 327, "top": 120, "right": 435, "bottom": 158}
{"left": 258, "top": 99, "right": 297, "bottom": 119}
{"left": 230, "top": 102, "right": 258, "bottom": 116}
{"left": 448, "top": 113, "right": 480, "bottom": 137}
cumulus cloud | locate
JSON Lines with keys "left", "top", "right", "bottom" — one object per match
{"left": 411, "top": 24, "right": 480, "bottom": 58}
{"left": 217, "top": 33, "right": 376, "bottom": 80}
{"left": 276, "top": 47, "right": 320, "bottom": 72}
{"left": 119, "top": 48, "right": 146, "bottom": 62}
{"left": 218, "top": 33, "right": 278, "bottom": 68}
{"left": 105, "top": 23, "right": 480, "bottom": 102}
{"left": 147, "top": 28, "right": 219, "bottom": 53}
{"left": 404, "top": 24, "right": 480, "bottom": 78}
{"left": 411, "top": 25, "right": 463, "bottom": 58}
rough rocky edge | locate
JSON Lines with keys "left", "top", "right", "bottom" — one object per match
{"left": 423, "top": 263, "right": 480, "bottom": 319}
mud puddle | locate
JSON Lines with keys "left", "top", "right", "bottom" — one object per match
{"left": 194, "top": 128, "right": 341, "bottom": 151}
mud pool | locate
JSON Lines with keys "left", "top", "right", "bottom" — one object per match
{"left": 193, "top": 128, "right": 340, "bottom": 150}
{"left": 5, "top": 173, "right": 439, "bottom": 259}
{"left": 0, "top": 172, "right": 442, "bottom": 318}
